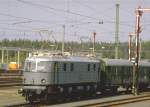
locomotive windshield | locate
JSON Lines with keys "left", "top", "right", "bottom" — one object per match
{"left": 24, "top": 61, "right": 36, "bottom": 72}
{"left": 24, "top": 61, "right": 52, "bottom": 72}
{"left": 37, "top": 61, "right": 52, "bottom": 72}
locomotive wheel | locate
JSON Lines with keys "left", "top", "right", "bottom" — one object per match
{"left": 44, "top": 94, "right": 50, "bottom": 104}
{"left": 27, "top": 95, "right": 34, "bottom": 104}
{"left": 112, "top": 87, "right": 118, "bottom": 94}
{"left": 44, "top": 94, "right": 58, "bottom": 104}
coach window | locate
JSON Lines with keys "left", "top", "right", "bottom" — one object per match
{"left": 93, "top": 64, "right": 96, "bottom": 71}
{"left": 88, "top": 64, "right": 90, "bottom": 71}
{"left": 54, "top": 62, "right": 58, "bottom": 72}
{"left": 63, "top": 63, "right": 67, "bottom": 71}
{"left": 70, "top": 63, "right": 74, "bottom": 71}
{"left": 145, "top": 68, "right": 148, "bottom": 75}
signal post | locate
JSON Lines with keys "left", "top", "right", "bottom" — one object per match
{"left": 133, "top": 6, "right": 150, "bottom": 95}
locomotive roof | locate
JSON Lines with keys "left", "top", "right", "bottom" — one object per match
{"left": 103, "top": 59, "right": 132, "bottom": 66}
{"left": 26, "top": 55, "right": 100, "bottom": 63}
{"left": 102, "top": 59, "right": 150, "bottom": 67}
{"left": 139, "top": 60, "right": 150, "bottom": 66}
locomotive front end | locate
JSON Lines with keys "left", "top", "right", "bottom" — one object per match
{"left": 19, "top": 57, "right": 53, "bottom": 102}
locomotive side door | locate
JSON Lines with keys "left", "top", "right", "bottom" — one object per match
{"left": 98, "top": 64, "right": 101, "bottom": 83}
{"left": 54, "top": 62, "right": 59, "bottom": 85}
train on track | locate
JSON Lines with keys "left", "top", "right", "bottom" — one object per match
{"left": 0, "top": 62, "right": 20, "bottom": 72}
{"left": 18, "top": 52, "right": 150, "bottom": 103}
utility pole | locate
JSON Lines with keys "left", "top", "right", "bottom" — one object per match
{"left": 93, "top": 32, "right": 96, "bottom": 56}
{"left": 17, "top": 50, "right": 20, "bottom": 68}
{"left": 129, "top": 33, "right": 136, "bottom": 95}
{"left": 139, "top": 38, "right": 142, "bottom": 60}
{"left": 128, "top": 34, "right": 132, "bottom": 61}
{"left": 80, "top": 38, "right": 83, "bottom": 50}
{"left": 115, "top": 2, "right": 120, "bottom": 59}
{"left": 134, "top": 6, "right": 142, "bottom": 96}
{"left": 134, "top": 6, "right": 150, "bottom": 95}
{"left": 62, "top": 25, "right": 65, "bottom": 54}
{"left": 6, "top": 50, "right": 9, "bottom": 64}
{"left": 1, "top": 49, "right": 4, "bottom": 64}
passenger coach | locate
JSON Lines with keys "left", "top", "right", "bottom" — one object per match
{"left": 101, "top": 59, "right": 150, "bottom": 92}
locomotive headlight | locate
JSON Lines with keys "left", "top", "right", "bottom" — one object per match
{"left": 41, "top": 79, "right": 46, "bottom": 83}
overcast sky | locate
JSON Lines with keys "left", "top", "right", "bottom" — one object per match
{"left": 0, "top": 0, "right": 150, "bottom": 42}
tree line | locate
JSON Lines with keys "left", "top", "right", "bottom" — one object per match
{"left": 0, "top": 39, "right": 150, "bottom": 65}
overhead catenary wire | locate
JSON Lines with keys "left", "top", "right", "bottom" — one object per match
{"left": 0, "top": 1, "right": 134, "bottom": 32}
{"left": 73, "top": 0, "right": 115, "bottom": 22}
{"left": 0, "top": 12, "right": 78, "bottom": 25}
{"left": 16, "top": 0, "right": 102, "bottom": 21}
{"left": 0, "top": 12, "right": 100, "bottom": 27}
{"left": 0, "top": 0, "right": 150, "bottom": 43}
{"left": 0, "top": 12, "right": 32, "bottom": 21}
{"left": 0, "top": 27, "right": 31, "bottom": 32}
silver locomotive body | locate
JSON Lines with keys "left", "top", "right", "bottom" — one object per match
{"left": 20, "top": 54, "right": 101, "bottom": 102}
{"left": 20, "top": 57, "right": 55, "bottom": 101}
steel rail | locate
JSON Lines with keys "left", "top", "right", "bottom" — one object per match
{"left": 79, "top": 94, "right": 150, "bottom": 107}
{"left": 5, "top": 102, "right": 31, "bottom": 107}
{"left": 5, "top": 101, "right": 42, "bottom": 107}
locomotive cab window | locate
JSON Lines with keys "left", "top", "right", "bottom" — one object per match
{"left": 93, "top": 64, "right": 96, "bottom": 71}
{"left": 88, "top": 64, "right": 90, "bottom": 71}
{"left": 24, "top": 61, "right": 36, "bottom": 72}
{"left": 63, "top": 63, "right": 67, "bottom": 71}
{"left": 70, "top": 63, "right": 74, "bottom": 71}
{"left": 54, "top": 62, "right": 58, "bottom": 72}
{"left": 37, "top": 61, "right": 52, "bottom": 72}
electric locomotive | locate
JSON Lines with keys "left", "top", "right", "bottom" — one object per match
{"left": 19, "top": 52, "right": 101, "bottom": 102}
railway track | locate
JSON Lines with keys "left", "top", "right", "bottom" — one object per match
{"left": 5, "top": 102, "right": 31, "bottom": 107}
{"left": 0, "top": 72, "right": 22, "bottom": 76}
{"left": 79, "top": 94, "right": 150, "bottom": 107}
{"left": 0, "top": 72, "right": 22, "bottom": 87}
{"left": 3, "top": 91, "right": 150, "bottom": 107}
{"left": 5, "top": 101, "right": 43, "bottom": 107}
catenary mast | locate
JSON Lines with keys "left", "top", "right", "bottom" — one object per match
{"left": 115, "top": 1, "right": 120, "bottom": 59}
